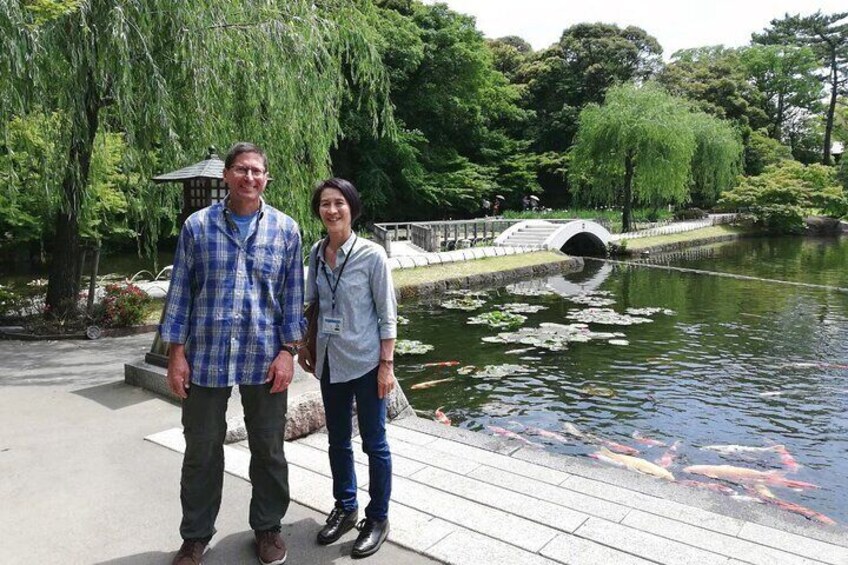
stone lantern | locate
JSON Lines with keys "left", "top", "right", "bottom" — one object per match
{"left": 152, "top": 147, "right": 227, "bottom": 226}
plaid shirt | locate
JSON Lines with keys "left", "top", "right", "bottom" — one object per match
{"left": 160, "top": 198, "right": 304, "bottom": 387}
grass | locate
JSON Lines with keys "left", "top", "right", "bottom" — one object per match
{"left": 392, "top": 251, "right": 568, "bottom": 288}
{"left": 623, "top": 225, "right": 753, "bottom": 250}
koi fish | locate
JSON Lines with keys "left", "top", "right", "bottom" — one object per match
{"left": 677, "top": 480, "right": 735, "bottom": 495}
{"left": 526, "top": 426, "right": 572, "bottom": 444}
{"left": 631, "top": 431, "right": 667, "bottom": 447}
{"left": 774, "top": 445, "right": 801, "bottom": 473}
{"left": 563, "top": 422, "right": 639, "bottom": 455}
{"left": 590, "top": 447, "right": 675, "bottom": 480}
{"left": 700, "top": 444, "right": 785, "bottom": 455}
{"left": 683, "top": 465, "right": 819, "bottom": 489}
{"left": 434, "top": 407, "right": 451, "bottom": 426}
{"left": 750, "top": 485, "right": 836, "bottom": 525}
{"left": 410, "top": 378, "right": 454, "bottom": 390}
{"left": 487, "top": 426, "right": 541, "bottom": 447}
{"left": 655, "top": 440, "right": 681, "bottom": 469}
{"left": 422, "top": 361, "right": 461, "bottom": 368}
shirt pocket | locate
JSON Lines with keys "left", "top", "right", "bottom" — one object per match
{"left": 252, "top": 243, "right": 284, "bottom": 277}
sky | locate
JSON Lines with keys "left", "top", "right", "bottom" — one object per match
{"left": 423, "top": 1, "right": 847, "bottom": 57}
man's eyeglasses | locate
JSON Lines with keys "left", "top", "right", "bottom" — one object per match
{"left": 230, "top": 166, "right": 267, "bottom": 178}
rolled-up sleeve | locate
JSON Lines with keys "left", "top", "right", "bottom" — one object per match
{"left": 280, "top": 227, "right": 305, "bottom": 344}
{"left": 371, "top": 248, "right": 397, "bottom": 340}
{"left": 160, "top": 223, "right": 195, "bottom": 344}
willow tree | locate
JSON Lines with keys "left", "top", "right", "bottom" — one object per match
{"left": 0, "top": 0, "right": 391, "bottom": 313}
{"left": 569, "top": 83, "right": 696, "bottom": 232}
{"left": 688, "top": 111, "right": 743, "bottom": 208}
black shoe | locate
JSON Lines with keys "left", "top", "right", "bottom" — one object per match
{"left": 351, "top": 518, "right": 389, "bottom": 559}
{"left": 317, "top": 506, "right": 358, "bottom": 545}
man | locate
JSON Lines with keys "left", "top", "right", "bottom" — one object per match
{"left": 161, "top": 142, "right": 303, "bottom": 565}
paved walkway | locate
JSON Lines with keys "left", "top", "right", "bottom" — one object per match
{"left": 0, "top": 333, "right": 437, "bottom": 564}
{"left": 148, "top": 409, "right": 848, "bottom": 565}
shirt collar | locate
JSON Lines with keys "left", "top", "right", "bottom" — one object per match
{"left": 319, "top": 231, "right": 358, "bottom": 263}
{"left": 221, "top": 195, "right": 266, "bottom": 221}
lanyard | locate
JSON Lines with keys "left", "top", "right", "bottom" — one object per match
{"left": 322, "top": 235, "right": 357, "bottom": 312}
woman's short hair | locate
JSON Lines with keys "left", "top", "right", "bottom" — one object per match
{"left": 311, "top": 178, "right": 362, "bottom": 222}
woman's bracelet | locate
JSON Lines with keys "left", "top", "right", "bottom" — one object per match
{"left": 379, "top": 358, "right": 394, "bottom": 366}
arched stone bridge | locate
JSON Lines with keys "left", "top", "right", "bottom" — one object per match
{"left": 495, "top": 219, "right": 611, "bottom": 256}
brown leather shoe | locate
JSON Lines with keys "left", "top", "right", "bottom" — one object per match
{"left": 172, "top": 539, "right": 207, "bottom": 565}
{"left": 255, "top": 530, "right": 287, "bottom": 565}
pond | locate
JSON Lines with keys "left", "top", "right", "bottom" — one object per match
{"left": 395, "top": 236, "right": 848, "bottom": 527}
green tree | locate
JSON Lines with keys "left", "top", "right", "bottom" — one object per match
{"left": 658, "top": 46, "right": 767, "bottom": 130}
{"left": 688, "top": 111, "right": 744, "bottom": 208}
{"left": 0, "top": 0, "right": 391, "bottom": 313}
{"left": 569, "top": 83, "right": 696, "bottom": 232}
{"left": 333, "top": 1, "right": 533, "bottom": 219}
{"left": 739, "top": 44, "right": 821, "bottom": 142}
{"left": 744, "top": 129, "right": 793, "bottom": 176}
{"left": 488, "top": 36, "right": 533, "bottom": 81}
{"left": 754, "top": 11, "right": 848, "bottom": 165}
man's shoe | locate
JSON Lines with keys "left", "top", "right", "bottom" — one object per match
{"left": 172, "top": 539, "right": 208, "bottom": 565}
{"left": 317, "top": 506, "right": 358, "bottom": 545}
{"left": 255, "top": 530, "right": 287, "bottom": 565}
{"left": 351, "top": 518, "right": 390, "bottom": 559}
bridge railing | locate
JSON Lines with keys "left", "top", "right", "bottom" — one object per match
{"left": 371, "top": 224, "right": 392, "bottom": 257}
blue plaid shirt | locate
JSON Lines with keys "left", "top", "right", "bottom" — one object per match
{"left": 160, "top": 198, "right": 305, "bottom": 387}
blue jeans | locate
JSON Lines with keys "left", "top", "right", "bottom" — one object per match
{"left": 320, "top": 363, "right": 392, "bottom": 521}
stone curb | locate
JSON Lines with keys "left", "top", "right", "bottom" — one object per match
{"left": 0, "top": 322, "right": 159, "bottom": 341}
{"left": 396, "top": 256, "right": 583, "bottom": 301}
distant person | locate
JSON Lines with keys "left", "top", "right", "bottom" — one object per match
{"left": 521, "top": 195, "right": 531, "bottom": 211}
{"left": 161, "top": 142, "right": 303, "bottom": 565}
{"left": 480, "top": 198, "right": 491, "bottom": 217}
{"left": 529, "top": 194, "right": 540, "bottom": 211}
{"left": 298, "top": 178, "right": 397, "bottom": 558}
{"left": 492, "top": 195, "right": 504, "bottom": 216}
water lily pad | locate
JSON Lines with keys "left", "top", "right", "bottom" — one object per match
{"left": 440, "top": 297, "right": 487, "bottom": 311}
{"left": 466, "top": 363, "right": 533, "bottom": 378}
{"left": 395, "top": 340, "right": 434, "bottom": 356}
{"left": 625, "top": 307, "right": 675, "bottom": 316}
{"left": 505, "top": 283, "right": 556, "bottom": 297}
{"left": 502, "top": 302, "right": 548, "bottom": 314}
{"left": 397, "top": 315, "right": 409, "bottom": 325}
{"left": 567, "top": 308, "right": 652, "bottom": 326}
{"left": 468, "top": 310, "right": 527, "bottom": 329}
{"left": 567, "top": 294, "right": 616, "bottom": 307}
{"left": 483, "top": 322, "right": 626, "bottom": 351}
{"left": 608, "top": 339, "right": 630, "bottom": 346}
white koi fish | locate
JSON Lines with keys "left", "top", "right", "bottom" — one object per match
{"left": 590, "top": 447, "right": 675, "bottom": 480}
{"left": 700, "top": 444, "right": 785, "bottom": 455}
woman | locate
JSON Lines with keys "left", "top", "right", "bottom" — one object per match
{"left": 298, "top": 178, "right": 397, "bottom": 558}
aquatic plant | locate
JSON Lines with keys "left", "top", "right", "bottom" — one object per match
{"left": 502, "top": 302, "right": 548, "bottom": 314}
{"left": 440, "top": 297, "right": 487, "bottom": 311}
{"left": 567, "top": 308, "right": 652, "bottom": 325}
{"left": 395, "top": 340, "right": 435, "bottom": 356}
{"left": 468, "top": 310, "right": 527, "bottom": 329}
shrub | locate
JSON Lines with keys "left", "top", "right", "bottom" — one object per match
{"left": 673, "top": 208, "right": 708, "bottom": 221}
{"left": 99, "top": 283, "right": 151, "bottom": 327}
{"left": 719, "top": 161, "right": 845, "bottom": 233}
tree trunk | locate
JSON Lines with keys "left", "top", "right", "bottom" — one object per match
{"left": 622, "top": 151, "right": 635, "bottom": 233}
{"left": 45, "top": 71, "right": 100, "bottom": 315}
{"left": 822, "top": 58, "right": 838, "bottom": 166}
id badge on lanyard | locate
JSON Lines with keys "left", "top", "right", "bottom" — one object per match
{"left": 321, "top": 235, "right": 357, "bottom": 337}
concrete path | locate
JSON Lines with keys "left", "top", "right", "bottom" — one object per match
{"left": 148, "top": 405, "right": 848, "bottom": 565}
{"left": 0, "top": 333, "right": 438, "bottom": 564}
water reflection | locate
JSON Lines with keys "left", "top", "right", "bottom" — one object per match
{"left": 397, "top": 251, "right": 848, "bottom": 526}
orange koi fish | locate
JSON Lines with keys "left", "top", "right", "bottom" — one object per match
{"left": 434, "top": 407, "right": 451, "bottom": 426}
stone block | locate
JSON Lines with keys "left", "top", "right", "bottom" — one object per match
{"left": 738, "top": 522, "right": 848, "bottom": 565}
{"left": 575, "top": 517, "right": 728, "bottom": 565}
{"left": 541, "top": 533, "right": 656, "bottom": 565}
{"left": 428, "top": 530, "right": 558, "bottom": 565}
